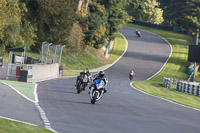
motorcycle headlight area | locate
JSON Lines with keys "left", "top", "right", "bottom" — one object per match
{"left": 96, "top": 84, "right": 101, "bottom": 89}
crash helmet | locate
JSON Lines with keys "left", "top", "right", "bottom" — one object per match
{"left": 99, "top": 71, "right": 105, "bottom": 78}
{"left": 83, "top": 69, "right": 87, "bottom": 74}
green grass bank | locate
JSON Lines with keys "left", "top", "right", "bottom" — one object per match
{"left": 0, "top": 118, "right": 53, "bottom": 133}
{"left": 126, "top": 23, "right": 200, "bottom": 109}
{"left": 63, "top": 32, "right": 127, "bottom": 76}
{"left": 0, "top": 80, "right": 35, "bottom": 102}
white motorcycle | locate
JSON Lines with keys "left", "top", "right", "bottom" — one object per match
{"left": 89, "top": 78, "right": 105, "bottom": 104}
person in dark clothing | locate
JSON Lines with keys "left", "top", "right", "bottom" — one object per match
{"left": 75, "top": 68, "right": 91, "bottom": 87}
{"left": 90, "top": 70, "right": 108, "bottom": 93}
{"left": 135, "top": 29, "right": 141, "bottom": 37}
{"left": 129, "top": 70, "right": 135, "bottom": 80}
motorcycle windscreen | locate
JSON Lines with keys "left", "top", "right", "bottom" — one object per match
{"left": 95, "top": 79, "right": 105, "bottom": 89}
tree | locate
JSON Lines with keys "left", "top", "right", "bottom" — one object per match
{"left": 183, "top": 0, "right": 200, "bottom": 31}
{"left": 126, "top": 0, "right": 164, "bottom": 24}
{"left": 79, "top": 0, "right": 129, "bottom": 48}
{"left": 27, "top": 0, "right": 78, "bottom": 51}
{"left": 158, "top": 0, "right": 200, "bottom": 32}
{"left": 158, "top": 0, "right": 186, "bottom": 26}
{"left": 103, "top": 0, "right": 129, "bottom": 36}
{"left": 0, "top": 0, "right": 36, "bottom": 54}
{"left": 81, "top": 1, "right": 108, "bottom": 48}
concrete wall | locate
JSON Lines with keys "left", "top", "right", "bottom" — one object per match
{"left": 23, "top": 63, "right": 59, "bottom": 82}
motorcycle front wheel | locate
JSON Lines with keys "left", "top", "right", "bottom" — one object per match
{"left": 76, "top": 81, "right": 81, "bottom": 94}
{"left": 91, "top": 91, "right": 98, "bottom": 104}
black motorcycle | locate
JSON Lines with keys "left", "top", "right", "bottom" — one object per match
{"left": 76, "top": 74, "right": 89, "bottom": 93}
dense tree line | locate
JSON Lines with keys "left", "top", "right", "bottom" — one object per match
{"left": 0, "top": 0, "right": 199, "bottom": 55}
{"left": 126, "top": 0, "right": 164, "bottom": 24}
{"left": 158, "top": 0, "right": 200, "bottom": 32}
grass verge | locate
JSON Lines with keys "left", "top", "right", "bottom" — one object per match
{"left": 0, "top": 118, "right": 52, "bottom": 133}
{"left": 126, "top": 23, "right": 200, "bottom": 109}
{"left": 0, "top": 80, "right": 35, "bottom": 102}
{"left": 63, "top": 32, "right": 126, "bottom": 76}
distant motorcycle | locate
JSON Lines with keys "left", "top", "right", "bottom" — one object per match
{"left": 129, "top": 71, "right": 135, "bottom": 80}
{"left": 89, "top": 78, "right": 105, "bottom": 104}
{"left": 136, "top": 30, "right": 141, "bottom": 37}
{"left": 76, "top": 74, "right": 89, "bottom": 93}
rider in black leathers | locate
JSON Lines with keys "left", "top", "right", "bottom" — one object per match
{"left": 136, "top": 29, "right": 141, "bottom": 37}
{"left": 75, "top": 68, "right": 91, "bottom": 87}
{"left": 90, "top": 71, "right": 108, "bottom": 93}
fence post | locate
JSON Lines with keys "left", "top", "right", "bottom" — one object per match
{"left": 105, "top": 40, "right": 113, "bottom": 57}
{"left": 0, "top": 57, "right": 3, "bottom": 67}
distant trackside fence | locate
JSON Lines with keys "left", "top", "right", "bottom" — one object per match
{"left": 129, "top": 19, "right": 191, "bottom": 35}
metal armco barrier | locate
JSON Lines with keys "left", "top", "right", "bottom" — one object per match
{"left": 176, "top": 81, "right": 200, "bottom": 96}
{"left": 163, "top": 77, "right": 171, "bottom": 88}
{"left": 163, "top": 77, "right": 179, "bottom": 88}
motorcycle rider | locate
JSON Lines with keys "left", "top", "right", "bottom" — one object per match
{"left": 75, "top": 68, "right": 91, "bottom": 87}
{"left": 90, "top": 70, "right": 108, "bottom": 93}
{"left": 129, "top": 70, "right": 135, "bottom": 79}
{"left": 135, "top": 29, "right": 141, "bottom": 37}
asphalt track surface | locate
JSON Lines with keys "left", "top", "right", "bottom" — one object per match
{"left": 1, "top": 26, "right": 199, "bottom": 132}
{"left": 36, "top": 27, "right": 200, "bottom": 133}
{"left": 0, "top": 62, "right": 42, "bottom": 126}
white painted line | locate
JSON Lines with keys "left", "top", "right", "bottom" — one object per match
{"left": 62, "top": 32, "right": 129, "bottom": 77}
{"left": 34, "top": 83, "right": 57, "bottom": 133}
{"left": 0, "top": 82, "right": 35, "bottom": 103}
{"left": 144, "top": 31, "right": 173, "bottom": 81}
{"left": 33, "top": 83, "right": 39, "bottom": 103}
{"left": 0, "top": 82, "right": 57, "bottom": 132}
{"left": 126, "top": 27, "right": 200, "bottom": 112}
{"left": 0, "top": 115, "right": 37, "bottom": 126}
{"left": 130, "top": 82, "right": 200, "bottom": 112}
{"left": 44, "top": 123, "right": 51, "bottom": 126}
{"left": 102, "top": 32, "right": 129, "bottom": 71}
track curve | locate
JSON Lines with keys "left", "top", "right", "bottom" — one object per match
{"left": 38, "top": 26, "right": 200, "bottom": 133}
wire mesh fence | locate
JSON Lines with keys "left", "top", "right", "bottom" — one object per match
{"left": 40, "top": 41, "right": 65, "bottom": 65}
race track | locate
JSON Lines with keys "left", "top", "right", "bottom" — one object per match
{"left": 37, "top": 26, "right": 200, "bottom": 133}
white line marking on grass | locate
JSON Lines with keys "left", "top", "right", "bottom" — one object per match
{"left": 0, "top": 82, "right": 35, "bottom": 103}
{"left": 0, "top": 81, "right": 57, "bottom": 132}
{"left": 0, "top": 82, "right": 57, "bottom": 133}
{"left": 130, "top": 82, "right": 200, "bottom": 112}
{"left": 126, "top": 26, "right": 200, "bottom": 112}
{"left": 142, "top": 30, "right": 173, "bottom": 81}
{"left": 0, "top": 115, "right": 58, "bottom": 133}
{"left": 0, "top": 115, "right": 37, "bottom": 126}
